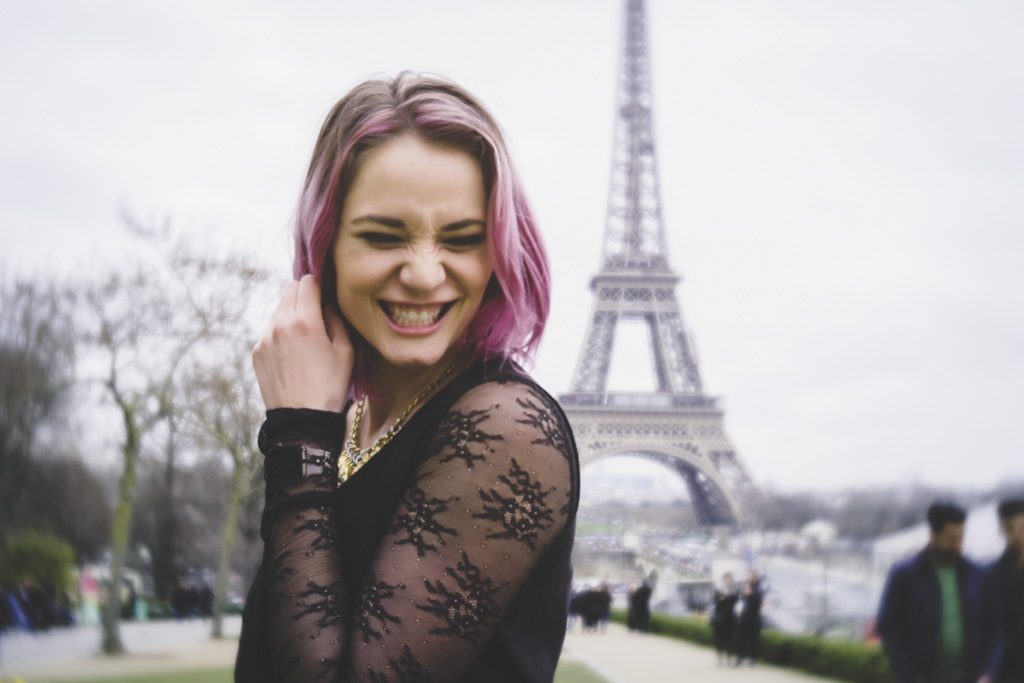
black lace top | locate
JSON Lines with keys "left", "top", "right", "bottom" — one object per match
{"left": 235, "top": 359, "right": 580, "bottom": 682}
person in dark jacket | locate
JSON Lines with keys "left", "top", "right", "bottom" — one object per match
{"left": 877, "top": 502, "right": 986, "bottom": 683}
{"left": 711, "top": 572, "right": 739, "bottom": 666}
{"left": 626, "top": 580, "right": 652, "bottom": 632}
{"left": 983, "top": 498, "right": 1024, "bottom": 683}
{"left": 597, "top": 582, "right": 612, "bottom": 633}
{"left": 576, "top": 585, "right": 604, "bottom": 632}
{"left": 567, "top": 587, "right": 580, "bottom": 632}
{"left": 735, "top": 572, "right": 764, "bottom": 666}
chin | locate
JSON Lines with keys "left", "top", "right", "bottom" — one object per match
{"left": 377, "top": 345, "right": 452, "bottom": 370}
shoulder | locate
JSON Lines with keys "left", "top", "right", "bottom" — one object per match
{"left": 420, "top": 362, "right": 580, "bottom": 513}
{"left": 981, "top": 555, "right": 1011, "bottom": 590}
{"left": 990, "top": 551, "right": 1013, "bottom": 573}
{"left": 446, "top": 361, "right": 575, "bottom": 446}
{"left": 958, "top": 555, "right": 982, "bottom": 572}
{"left": 455, "top": 358, "right": 553, "bottom": 399}
{"left": 887, "top": 553, "right": 924, "bottom": 582}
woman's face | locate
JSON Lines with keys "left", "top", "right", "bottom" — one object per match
{"left": 332, "top": 132, "right": 492, "bottom": 371}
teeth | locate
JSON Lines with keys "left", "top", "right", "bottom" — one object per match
{"left": 385, "top": 303, "right": 444, "bottom": 327}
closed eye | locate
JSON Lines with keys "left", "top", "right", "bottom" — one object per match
{"left": 443, "top": 234, "right": 485, "bottom": 248}
{"left": 357, "top": 231, "right": 403, "bottom": 246}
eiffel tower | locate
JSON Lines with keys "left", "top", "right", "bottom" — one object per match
{"left": 560, "top": 0, "right": 756, "bottom": 527}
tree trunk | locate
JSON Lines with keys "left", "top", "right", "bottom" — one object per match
{"left": 152, "top": 414, "right": 178, "bottom": 601}
{"left": 211, "top": 448, "right": 245, "bottom": 639}
{"left": 102, "top": 404, "right": 139, "bottom": 655}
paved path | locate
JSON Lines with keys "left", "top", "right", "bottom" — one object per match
{"left": 1, "top": 618, "right": 837, "bottom": 682}
{"left": 562, "top": 623, "right": 836, "bottom": 682}
{"left": 0, "top": 617, "right": 241, "bottom": 681}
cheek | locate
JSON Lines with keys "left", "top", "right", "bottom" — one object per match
{"left": 332, "top": 261, "right": 365, "bottom": 318}
{"left": 467, "top": 254, "right": 495, "bottom": 296}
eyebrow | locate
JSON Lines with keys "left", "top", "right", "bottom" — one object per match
{"left": 350, "top": 215, "right": 485, "bottom": 232}
{"left": 351, "top": 214, "right": 404, "bottom": 229}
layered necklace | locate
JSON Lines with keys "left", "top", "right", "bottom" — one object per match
{"left": 337, "top": 360, "right": 458, "bottom": 485}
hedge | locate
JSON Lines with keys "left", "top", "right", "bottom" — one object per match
{"left": 609, "top": 608, "right": 893, "bottom": 683}
{"left": 0, "top": 530, "right": 76, "bottom": 591}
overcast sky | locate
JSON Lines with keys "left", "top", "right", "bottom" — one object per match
{"left": 2, "top": 0, "right": 1022, "bottom": 492}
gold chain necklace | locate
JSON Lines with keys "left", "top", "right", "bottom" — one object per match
{"left": 337, "top": 360, "right": 458, "bottom": 485}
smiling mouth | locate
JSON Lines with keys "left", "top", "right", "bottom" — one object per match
{"left": 379, "top": 301, "right": 456, "bottom": 328}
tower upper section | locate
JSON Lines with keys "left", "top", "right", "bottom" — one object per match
{"left": 600, "top": 0, "right": 672, "bottom": 275}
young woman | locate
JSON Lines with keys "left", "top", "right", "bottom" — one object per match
{"left": 235, "top": 74, "right": 581, "bottom": 682}
{"left": 711, "top": 572, "right": 739, "bottom": 666}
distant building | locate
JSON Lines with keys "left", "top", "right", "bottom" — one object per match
{"left": 800, "top": 519, "right": 839, "bottom": 548}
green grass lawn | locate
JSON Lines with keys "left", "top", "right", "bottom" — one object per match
{"left": 33, "top": 673, "right": 229, "bottom": 683}
{"left": 555, "top": 660, "right": 611, "bottom": 683}
{"left": 29, "top": 659, "right": 608, "bottom": 683}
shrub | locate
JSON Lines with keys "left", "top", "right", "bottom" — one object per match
{"left": 0, "top": 530, "right": 76, "bottom": 591}
{"left": 609, "top": 608, "right": 892, "bottom": 683}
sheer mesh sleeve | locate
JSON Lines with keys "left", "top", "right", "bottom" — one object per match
{"left": 261, "top": 379, "right": 576, "bottom": 682}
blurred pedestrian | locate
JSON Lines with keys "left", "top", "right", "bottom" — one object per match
{"left": 567, "top": 586, "right": 580, "bottom": 632}
{"left": 626, "top": 580, "right": 652, "bottom": 633}
{"left": 0, "top": 588, "right": 12, "bottom": 631}
{"left": 199, "top": 584, "right": 213, "bottom": 617}
{"left": 597, "top": 582, "right": 612, "bottom": 633}
{"left": 982, "top": 498, "right": 1024, "bottom": 683}
{"left": 877, "top": 501, "right": 986, "bottom": 683}
{"left": 711, "top": 572, "right": 738, "bottom": 666}
{"left": 735, "top": 571, "right": 763, "bottom": 666}
{"left": 576, "top": 584, "right": 603, "bottom": 633}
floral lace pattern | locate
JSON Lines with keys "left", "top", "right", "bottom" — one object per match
{"left": 356, "top": 576, "right": 405, "bottom": 644}
{"left": 430, "top": 405, "right": 503, "bottom": 468}
{"left": 515, "top": 388, "right": 571, "bottom": 457}
{"left": 386, "top": 485, "right": 459, "bottom": 558}
{"left": 416, "top": 550, "right": 506, "bottom": 643}
{"left": 474, "top": 457, "right": 557, "bottom": 550}
{"left": 260, "top": 379, "right": 576, "bottom": 682}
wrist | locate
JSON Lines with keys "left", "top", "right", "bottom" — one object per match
{"left": 259, "top": 407, "right": 346, "bottom": 453}
{"left": 264, "top": 443, "right": 337, "bottom": 485}
{"left": 259, "top": 407, "right": 346, "bottom": 489}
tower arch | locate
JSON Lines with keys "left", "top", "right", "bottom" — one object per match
{"left": 560, "top": 0, "right": 757, "bottom": 528}
{"left": 583, "top": 445, "right": 743, "bottom": 527}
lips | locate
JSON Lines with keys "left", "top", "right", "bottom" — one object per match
{"left": 379, "top": 301, "right": 455, "bottom": 328}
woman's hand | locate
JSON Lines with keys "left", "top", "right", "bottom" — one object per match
{"left": 252, "top": 274, "right": 353, "bottom": 412}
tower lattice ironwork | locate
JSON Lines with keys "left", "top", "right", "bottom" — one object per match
{"left": 560, "top": 0, "right": 756, "bottom": 526}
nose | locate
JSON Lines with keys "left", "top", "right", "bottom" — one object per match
{"left": 399, "top": 247, "right": 446, "bottom": 292}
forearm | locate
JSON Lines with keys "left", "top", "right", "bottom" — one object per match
{"left": 265, "top": 498, "right": 348, "bottom": 682}
{"left": 259, "top": 408, "right": 350, "bottom": 682}
{"left": 877, "top": 584, "right": 913, "bottom": 682}
{"left": 880, "top": 637, "right": 913, "bottom": 683}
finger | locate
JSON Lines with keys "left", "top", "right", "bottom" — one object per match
{"left": 270, "top": 280, "right": 300, "bottom": 324}
{"left": 296, "top": 273, "right": 324, "bottom": 325}
{"left": 323, "top": 305, "right": 350, "bottom": 347}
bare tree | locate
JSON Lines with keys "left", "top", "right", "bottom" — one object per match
{"left": 138, "top": 224, "right": 270, "bottom": 607}
{"left": 80, "top": 214, "right": 268, "bottom": 653}
{"left": 166, "top": 238, "right": 270, "bottom": 638}
{"left": 0, "top": 278, "right": 77, "bottom": 537}
{"left": 184, "top": 348, "right": 265, "bottom": 638}
{"left": 81, "top": 265, "right": 208, "bottom": 653}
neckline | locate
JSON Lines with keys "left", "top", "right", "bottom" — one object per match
{"left": 339, "top": 358, "right": 491, "bottom": 484}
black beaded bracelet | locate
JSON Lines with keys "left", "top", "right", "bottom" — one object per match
{"left": 263, "top": 442, "right": 337, "bottom": 486}
{"left": 258, "top": 408, "right": 346, "bottom": 453}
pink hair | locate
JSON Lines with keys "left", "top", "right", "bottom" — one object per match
{"left": 292, "top": 73, "right": 550, "bottom": 393}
